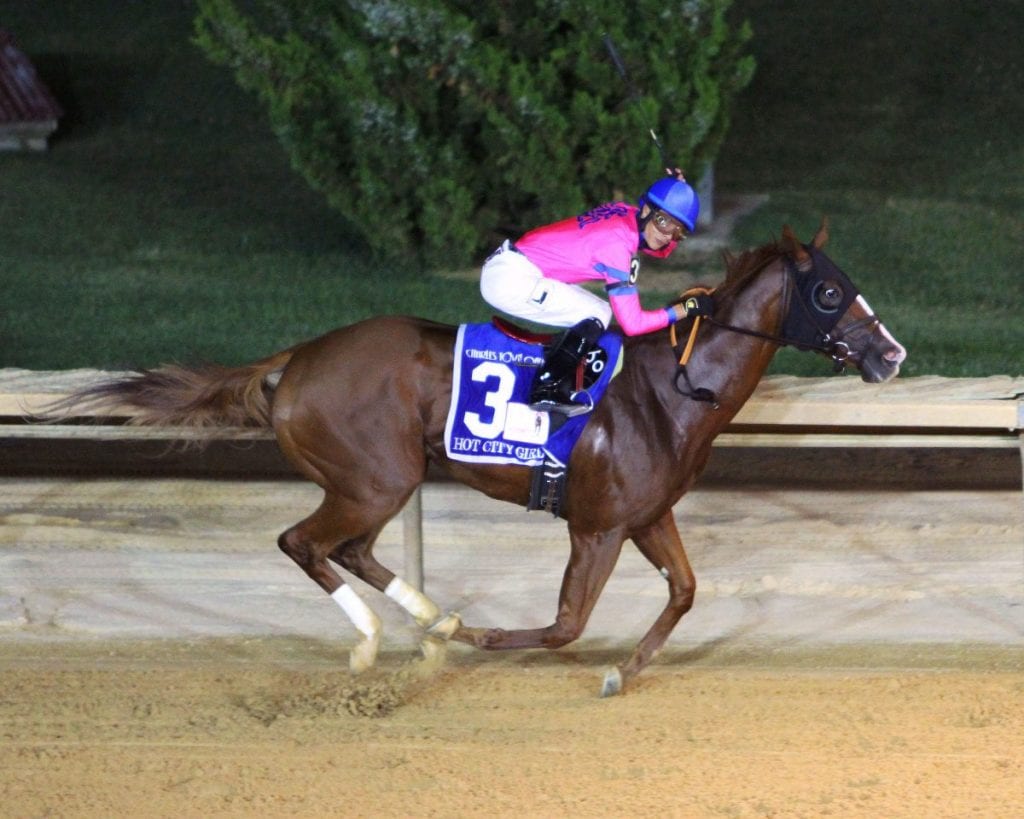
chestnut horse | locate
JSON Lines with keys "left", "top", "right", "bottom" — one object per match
{"left": 61, "top": 221, "right": 905, "bottom": 695}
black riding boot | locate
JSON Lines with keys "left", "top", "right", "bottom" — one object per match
{"left": 528, "top": 317, "right": 605, "bottom": 416}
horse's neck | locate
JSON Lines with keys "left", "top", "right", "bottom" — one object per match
{"left": 704, "top": 257, "right": 787, "bottom": 404}
{"left": 717, "top": 256, "right": 788, "bottom": 347}
{"left": 632, "top": 257, "right": 787, "bottom": 417}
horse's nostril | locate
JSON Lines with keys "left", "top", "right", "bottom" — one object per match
{"left": 884, "top": 347, "right": 907, "bottom": 365}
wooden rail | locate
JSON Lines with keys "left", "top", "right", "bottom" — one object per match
{"left": 722, "top": 374, "right": 1023, "bottom": 454}
{"left": 2, "top": 369, "right": 1022, "bottom": 589}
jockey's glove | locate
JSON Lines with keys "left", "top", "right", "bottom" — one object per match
{"left": 679, "top": 294, "right": 714, "bottom": 319}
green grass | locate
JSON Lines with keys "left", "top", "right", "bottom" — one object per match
{"left": 1, "top": 1, "right": 1021, "bottom": 375}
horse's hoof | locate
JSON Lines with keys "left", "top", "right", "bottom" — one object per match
{"left": 349, "top": 633, "right": 381, "bottom": 674}
{"left": 600, "top": 667, "right": 623, "bottom": 698}
{"left": 427, "top": 611, "right": 462, "bottom": 640}
{"left": 419, "top": 635, "right": 447, "bottom": 665}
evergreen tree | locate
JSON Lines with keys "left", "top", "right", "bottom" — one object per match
{"left": 194, "top": 0, "right": 754, "bottom": 265}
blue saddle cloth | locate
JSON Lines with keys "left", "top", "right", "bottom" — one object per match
{"left": 444, "top": 321, "right": 623, "bottom": 468}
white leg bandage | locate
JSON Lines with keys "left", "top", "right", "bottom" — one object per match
{"left": 331, "top": 585, "right": 381, "bottom": 673}
{"left": 331, "top": 584, "right": 380, "bottom": 637}
{"left": 385, "top": 576, "right": 441, "bottom": 627}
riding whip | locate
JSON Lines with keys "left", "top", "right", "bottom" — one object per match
{"left": 602, "top": 33, "right": 670, "bottom": 169}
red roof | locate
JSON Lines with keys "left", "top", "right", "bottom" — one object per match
{"left": 0, "top": 29, "right": 62, "bottom": 124}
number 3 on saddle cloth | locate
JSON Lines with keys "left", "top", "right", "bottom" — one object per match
{"left": 444, "top": 318, "right": 624, "bottom": 516}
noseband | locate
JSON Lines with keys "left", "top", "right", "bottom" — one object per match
{"left": 671, "top": 246, "right": 881, "bottom": 405}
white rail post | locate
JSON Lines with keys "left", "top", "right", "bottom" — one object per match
{"left": 402, "top": 486, "right": 424, "bottom": 591}
{"left": 1018, "top": 402, "right": 1024, "bottom": 503}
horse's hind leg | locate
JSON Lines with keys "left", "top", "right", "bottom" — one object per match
{"left": 277, "top": 496, "right": 391, "bottom": 673}
{"left": 601, "top": 509, "right": 696, "bottom": 696}
{"left": 279, "top": 488, "right": 459, "bottom": 670}
{"left": 329, "top": 533, "right": 462, "bottom": 661}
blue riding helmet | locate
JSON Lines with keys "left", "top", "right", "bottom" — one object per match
{"left": 639, "top": 177, "right": 700, "bottom": 232}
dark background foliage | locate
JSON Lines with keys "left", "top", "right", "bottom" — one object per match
{"left": 1, "top": 1, "right": 1020, "bottom": 376}
{"left": 193, "top": 0, "right": 754, "bottom": 264}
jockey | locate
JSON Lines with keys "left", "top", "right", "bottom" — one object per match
{"left": 480, "top": 169, "right": 715, "bottom": 416}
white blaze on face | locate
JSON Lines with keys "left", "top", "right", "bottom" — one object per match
{"left": 856, "top": 294, "right": 907, "bottom": 364}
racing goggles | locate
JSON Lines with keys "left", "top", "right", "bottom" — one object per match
{"left": 650, "top": 210, "right": 686, "bottom": 241}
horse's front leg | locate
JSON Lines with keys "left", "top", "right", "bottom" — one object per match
{"left": 601, "top": 509, "right": 696, "bottom": 696}
{"left": 452, "top": 527, "right": 626, "bottom": 650}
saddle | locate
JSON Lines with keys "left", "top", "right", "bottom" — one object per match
{"left": 491, "top": 315, "right": 553, "bottom": 345}
{"left": 491, "top": 316, "right": 590, "bottom": 394}
{"left": 445, "top": 319, "right": 623, "bottom": 517}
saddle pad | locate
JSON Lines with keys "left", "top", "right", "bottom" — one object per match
{"left": 444, "top": 322, "right": 623, "bottom": 467}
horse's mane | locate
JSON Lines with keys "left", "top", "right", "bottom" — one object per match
{"left": 713, "top": 240, "right": 784, "bottom": 304}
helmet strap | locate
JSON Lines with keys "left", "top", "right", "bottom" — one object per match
{"left": 636, "top": 205, "right": 655, "bottom": 248}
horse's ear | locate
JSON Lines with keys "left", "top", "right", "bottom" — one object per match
{"left": 811, "top": 216, "right": 830, "bottom": 249}
{"left": 781, "top": 224, "right": 809, "bottom": 263}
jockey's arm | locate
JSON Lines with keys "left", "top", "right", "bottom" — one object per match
{"left": 594, "top": 261, "right": 674, "bottom": 336}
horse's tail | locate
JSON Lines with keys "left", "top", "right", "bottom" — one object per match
{"left": 46, "top": 346, "right": 301, "bottom": 435}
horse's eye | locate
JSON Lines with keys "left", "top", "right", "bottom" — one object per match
{"left": 813, "top": 281, "right": 844, "bottom": 312}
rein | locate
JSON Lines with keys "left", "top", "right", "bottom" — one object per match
{"left": 668, "top": 287, "right": 719, "bottom": 406}
{"left": 669, "top": 256, "right": 880, "bottom": 407}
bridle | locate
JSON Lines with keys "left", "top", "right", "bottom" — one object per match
{"left": 670, "top": 246, "right": 881, "bottom": 406}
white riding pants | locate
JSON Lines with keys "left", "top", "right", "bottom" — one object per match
{"left": 480, "top": 241, "right": 612, "bottom": 329}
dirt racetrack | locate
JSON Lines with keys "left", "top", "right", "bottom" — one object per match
{"left": 2, "top": 479, "right": 1022, "bottom": 817}
{"left": 3, "top": 642, "right": 1023, "bottom": 818}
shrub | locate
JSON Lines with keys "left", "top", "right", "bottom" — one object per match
{"left": 194, "top": 0, "right": 754, "bottom": 266}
